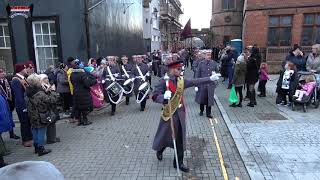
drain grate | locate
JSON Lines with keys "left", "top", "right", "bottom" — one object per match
{"left": 256, "top": 113, "right": 288, "bottom": 120}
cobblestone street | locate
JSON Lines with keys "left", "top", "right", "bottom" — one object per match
{"left": 215, "top": 75, "right": 320, "bottom": 180}
{"left": 2, "top": 72, "right": 250, "bottom": 180}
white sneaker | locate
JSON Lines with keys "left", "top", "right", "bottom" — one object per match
{"left": 296, "top": 98, "right": 302, "bottom": 101}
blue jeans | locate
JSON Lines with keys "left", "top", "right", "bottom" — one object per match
{"left": 227, "top": 66, "right": 234, "bottom": 85}
{"left": 32, "top": 128, "right": 46, "bottom": 146}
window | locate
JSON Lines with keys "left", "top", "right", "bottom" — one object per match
{"left": 0, "top": 24, "right": 11, "bottom": 49}
{"left": 222, "top": 0, "right": 235, "bottom": 10}
{"left": 268, "top": 16, "right": 292, "bottom": 46}
{"left": 32, "top": 21, "right": 59, "bottom": 72}
{"left": 301, "top": 14, "right": 320, "bottom": 46}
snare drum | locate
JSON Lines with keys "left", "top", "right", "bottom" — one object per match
{"left": 106, "top": 82, "right": 123, "bottom": 98}
{"left": 123, "top": 79, "right": 134, "bottom": 94}
{"left": 136, "top": 82, "right": 150, "bottom": 103}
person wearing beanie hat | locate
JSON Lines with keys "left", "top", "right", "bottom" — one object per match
{"left": 70, "top": 62, "right": 97, "bottom": 126}
{"left": 151, "top": 57, "right": 220, "bottom": 173}
{"left": 25, "top": 60, "right": 35, "bottom": 77}
{"left": 231, "top": 52, "right": 248, "bottom": 107}
{"left": 11, "top": 63, "right": 33, "bottom": 147}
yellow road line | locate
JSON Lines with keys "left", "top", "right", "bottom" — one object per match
{"left": 235, "top": 177, "right": 240, "bottom": 180}
{"left": 209, "top": 118, "right": 229, "bottom": 180}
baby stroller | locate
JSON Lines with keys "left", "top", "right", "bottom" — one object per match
{"left": 292, "top": 71, "right": 319, "bottom": 112}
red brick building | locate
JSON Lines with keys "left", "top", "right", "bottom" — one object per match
{"left": 243, "top": 0, "right": 320, "bottom": 73}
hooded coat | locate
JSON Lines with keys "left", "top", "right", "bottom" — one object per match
{"left": 71, "top": 69, "right": 97, "bottom": 111}
{"left": 25, "top": 86, "right": 59, "bottom": 128}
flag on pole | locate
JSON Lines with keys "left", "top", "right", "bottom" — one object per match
{"left": 180, "top": 18, "right": 192, "bottom": 40}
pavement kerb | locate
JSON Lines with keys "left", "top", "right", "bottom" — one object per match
{"left": 214, "top": 94, "right": 266, "bottom": 180}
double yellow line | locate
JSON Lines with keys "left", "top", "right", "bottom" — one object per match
{"left": 209, "top": 118, "right": 239, "bottom": 180}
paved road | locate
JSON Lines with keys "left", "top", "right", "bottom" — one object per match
{"left": 215, "top": 75, "right": 320, "bottom": 180}
{"left": 2, "top": 71, "right": 249, "bottom": 180}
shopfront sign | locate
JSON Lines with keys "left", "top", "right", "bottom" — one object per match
{"left": 6, "top": 4, "right": 33, "bottom": 19}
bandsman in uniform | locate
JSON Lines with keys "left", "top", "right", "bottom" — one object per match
{"left": 195, "top": 50, "right": 219, "bottom": 118}
{"left": 152, "top": 59, "right": 220, "bottom": 172}
{"left": 120, "top": 55, "right": 134, "bottom": 105}
{"left": 103, "top": 56, "right": 121, "bottom": 116}
{"left": 132, "top": 55, "right": 150, "bottom": 111}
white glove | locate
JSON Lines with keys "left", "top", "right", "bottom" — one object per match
{"left": 195, "top": 87, "right": 198, "bottom": 92}
{"left": 114, "top": 73, "right": 119, "bottom": 77}
{"left": 22, "top": 109, "right": 27, "bottom": 113}
{"left": 102, "top": 80, "right": 106, "bottom": 84}
{"left": 164, "top": 90, "right": 172, "bottom": 100}
{"left": 210, "top": 73, "right": 220, "bottom": 81}
{"left": 146, "top": 72, "right": 150, "bottom": 77}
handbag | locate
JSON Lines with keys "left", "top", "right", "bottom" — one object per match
{"left": 39, "top": 111, "right": 54, "bottom": 125}
{"left": 90, "top": 83, "right": 105, "bottom": 108}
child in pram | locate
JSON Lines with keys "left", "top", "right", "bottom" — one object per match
{"left": 293, "top": 75, "right": 316, "bottom": 102}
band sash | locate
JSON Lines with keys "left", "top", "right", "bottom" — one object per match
{"left": 161, "top": 77, "right": 184, "bottom": 121}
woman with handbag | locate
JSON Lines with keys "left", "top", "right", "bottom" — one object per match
{"left": 26, "top": 74, "right": 59, "bottom": 156}
{"left": 39, "top": 74, "right": 60, "bottom": 144}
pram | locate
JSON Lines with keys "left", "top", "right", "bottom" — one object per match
{"left": 291, "top": 71, "right": 319, "bottom": 112}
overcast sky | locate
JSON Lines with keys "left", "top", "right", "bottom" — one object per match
{"left": 179, "top": 0, "right": 212, "bottom": 30}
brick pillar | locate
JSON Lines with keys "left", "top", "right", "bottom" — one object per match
{"left": 292, "top": 13, "right": 303, "bottom": 45}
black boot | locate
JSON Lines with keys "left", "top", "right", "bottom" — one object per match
{"left": 173, "top": 159, "right": 190, "bottom": 173}
{"left": 199, "top": 111, "right": 203, "bottom": 116}
{"left": 82, "top": 114, "right": 92, "bottom": 126}
{"left": 156, "top": 151, "right": 163, "bottom": 161}
{"left": 126, "top": 97, "right": 130, "bottom": 105}
{"left": 38, "top": 146, "right": 51, "bottom": 156}
{"left": 0, "top": 157, "right": 7, "bottom": 168}
{"left": 77, "top": 114, "right": 84, "bottom": 126}
{"left": 34, "top": 144, "right": 38, "bottom": 154}
{"left": 9, "top": 130, "right": 20, "bottom": 139}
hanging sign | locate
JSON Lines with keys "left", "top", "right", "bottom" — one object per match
{"left": 6, "top": 4, "right": 33, "bottom": 19}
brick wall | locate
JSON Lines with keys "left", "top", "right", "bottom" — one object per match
{"left": 245, "top": 0, "right": 320, "bottom": 10}
{"left": 243, "top": 3, "right": 320, "bottom": 73}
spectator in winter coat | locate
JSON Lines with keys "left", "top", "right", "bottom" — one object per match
{"left": 283, "top": 44, "right": 306, "bottom": 72}
{"left": 231, "top": 53, "right": 247, "bottom": 107}
{"left": 258, "top": 63, "right": 269, "bottom": 97}
{"left": 56, "top": 63, "right": 72, "bottom": 115}
{"left": 245, "top": 49, "right": 259, "bottom": 107}
{"left": 276, "top": 62, "right": 298, "bottom": 106}
{"left": 71, "top": 60, "right": 97, "bottom": 126}
{"left": 26, "top": 74, "right": 59, "bottom": 156}
{"left": 306, "top": 44, "right": 320, "bottom": 73}
{"left": 11, "top": 64, "right": 33, "bottom": 147}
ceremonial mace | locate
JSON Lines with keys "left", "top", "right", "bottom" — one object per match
{"left": 164, "top": 73, "right": 181, "bottom": 176}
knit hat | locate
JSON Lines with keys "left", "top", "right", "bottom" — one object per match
{"left": 15, "top": 63, "right": 26, "bottom": 73}
{"left": 25, "top": 60, "right": 35, "bottom": 68}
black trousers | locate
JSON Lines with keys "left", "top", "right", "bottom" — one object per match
{"left": 60, "top": 92, "right": 72, "bottom": 112}
{"left": 77, "top": 111, "right": 89, "bottom": 123}
{"left": 125, "top": 96, "right": 130, "bottom": 105}
{"left": 258, "top": 80, "right": 267, "bottom": 96}
{"left": 247, "top": 83, "right": 257, "bottom": 104}
{"left": 200, "top": 104, "right": 212, "bottom": 115}
{"left": 277, "top": 89, "right": 292, "bottom": 104}
{"left": 235, "top": 86, "right": 243, "bottom": 104}
{"left": 16, "top": 109, "right": 33, "bottom": 142}
{"left": 111, "top": 102, "right": 116, "bottom": 112}
{"left": 141, "top": 99, "right": 147, "bottom": 110}
{"left": 46, "top": 123, "right": 57, "bottom": 142}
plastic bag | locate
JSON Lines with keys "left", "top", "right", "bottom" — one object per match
{"left": 228, "top": 85, "right": 239, "bottom": 104}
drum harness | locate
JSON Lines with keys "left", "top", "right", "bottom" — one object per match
{"left": 136, "top": 65, "right": 150, "bottom": 103}
{"left": 105, "top": 65, "right": 124, "bottom": 104}
{"left": 121, "top": 65, "right": 134, "bottom": 95}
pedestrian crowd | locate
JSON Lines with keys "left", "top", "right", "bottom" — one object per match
{"left": 0, "top": 43, "right": 319, "bottom": 175}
